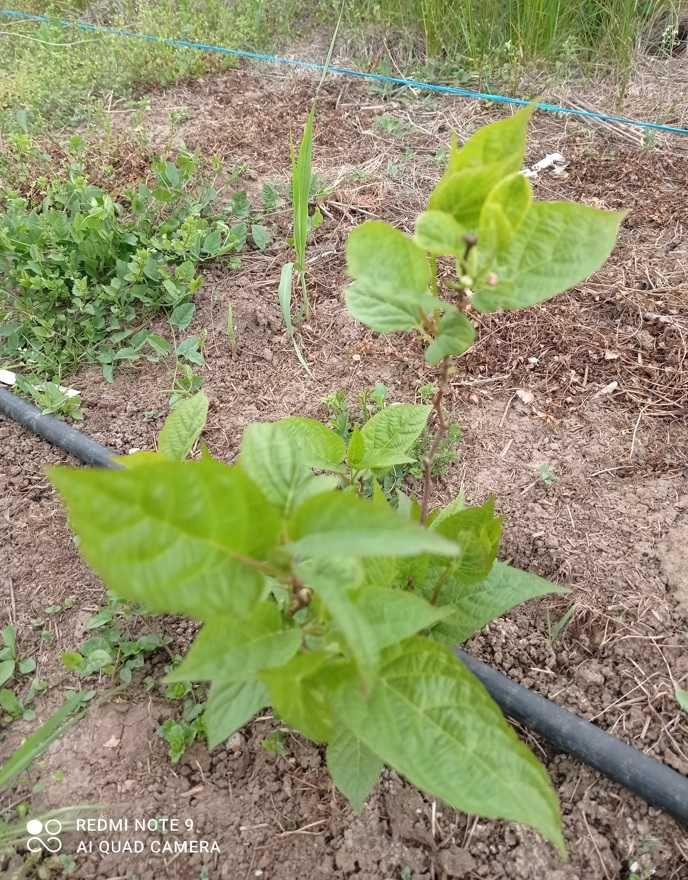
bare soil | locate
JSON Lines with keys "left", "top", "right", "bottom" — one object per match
{"left": 2, "top": 62, "right": 688, "bottom": 880}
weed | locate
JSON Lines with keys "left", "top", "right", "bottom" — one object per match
{"left": 0, "top": 0, "right": 271, "bottom": 135}
{"left": 61, "top": 595, "right": 168, "bottom": 685}
{"left": 323, "top": 389, "right": 351, "bottom": 439}
{"left": 323, "top": 384, "right": 462, "bottom": 501}
{"left": 537, "top": 463, "right": 556, "bottom": 487}
{"left": 545, "top": 604, "right": 577, "bottom": 644}
{"left": 310, "top": 0, "right": 674, "bottom": 72}
{"left": 52, "top": 108, "right": 623, "bottom": 851}
{"left": 0, "top": 155, "right": 242, "bottom": 382}
{"left": 278, "top": 262, "right": 311, "bottom": 374}
{"left": 170, "top": 363, "right": 204, "bottom": 409}
{"left": 262, "top": 730, "right": 288, "bottom": 756}
{"left": 14, "top": 374, "right": 83, "bottom": 421}
{"left": 375, "top": 113, "right": 411, "bottom": 138}
{"left": 290, "top": 109, "right": 316, "bottom": 318}
{"left": 158, "top": 659, "right": 206, "bottom": 762}
{"left": 177, "top": 334, "right": 206, "bottom": 368}
{"left": 0, "top": 625, "right": 45, "bottom": 724}
{"left": 261, "top": 182, "right": 280, "bottom": 213}
{"left": 226, "top": 302, "right": 238, "bottom": 353}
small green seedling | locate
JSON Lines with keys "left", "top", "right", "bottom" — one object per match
{"left": 51, "top": 108, "right": 623, "bottom": 852}
{"left": 374, "top": 113, "right": 410, "bottom": 138}
{"left": 290, "top": 109, "right": 316, "bottom": 318}
{"left": 61, "top": 594, "right": 168, "bottom": 685}
{"left": 14, "top": 375, "right": 83, "bottom": 422}
{"left": 158, "top": 658, "right": 206, "bottom": 763}
{"left": 537, "top": 463, "right": 556, "bottom": 487}
{"left": 262, "top": 730, "right": 288, "bottom": 757}
{"left": 546, "top": 604, "right": 577, "bottom": 644}
{"left": 0, "top": 625, "right": 43, "bottom": 722}
{"left": 170, "top": 363, "right": 204, "bottom": 409}
{"left": 226, "top": 302, "right": 237, "bottom": 353}
{"left": 261, "top": 182, "right": 279, "bottom": 212}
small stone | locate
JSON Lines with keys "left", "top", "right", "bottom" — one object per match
{"left": 575, "top": 664, "right": 605, "bottom": 688}
{"left": 228, "top": 732, "right": 244, "bottom": 752}
{"left": 437, "top": 847, "right": 476, "bottom": 877}
{"left": 260, "top": 348, "right": 273, "bottom": 363}
{"left": 516, "top": 388, "right": 534, "bottom": 404}
{"left": 103, "top": 736, "right": 120, "bottom": 749}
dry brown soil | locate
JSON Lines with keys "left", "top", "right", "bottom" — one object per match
{"left": 2, "top": 63, "right": 688, "bottom": 880}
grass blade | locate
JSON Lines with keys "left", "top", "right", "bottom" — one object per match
{"left": 278, "top": 262, "right": 311, "bottom": 375}
{"left": 0, "top": 692, "right": 89, "bottom": 789}
{"left": 291, "top": 109, "right": 314, "bottom": 317}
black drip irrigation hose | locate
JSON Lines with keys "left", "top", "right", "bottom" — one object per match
{"left": 2, "top": 386, "right": 688, "bottom": 827}
{"left": 0, "top": 387, "right": 118, "bottom": 469}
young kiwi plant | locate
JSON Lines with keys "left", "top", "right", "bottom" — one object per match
{"left": 50, "top": 106, "right": 623, "bottom": 852}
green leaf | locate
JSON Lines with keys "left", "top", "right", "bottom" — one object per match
{"left": 414, "top": 210, "right": 466, "bottom": 256}
{"left": 2, "top": 626, "right": 16, "bottom": 655}
{"left": 0, "top": 661, "right": 14, "bottom": 687}
{"left": 362, "top": 556, "right": 398, "bottom": 590}
{"left": 166, "top": 603, "right": 301, "bottom": 683}
{"left": 277, "top": 417, "right": 346, "bottom": 469}
{"left": 448, "top": 105, "right": 534, "bottom": 175}
{"left": 472, "top": 202, "right": 624, "bottom": 313}
{"left": 177, "top": 335, "right": 204, "bottom": 366}
{"left": 261, "top": 652, "right": 336, "bottom": 743}
{"left": 0, "top": 689, "right": 22, "bottom": 717}
{"left": 430, "top": 561, "right": 567, "bottom": 645}
{"left": 297, "top": 558, "right": 379, "bottom": 683}
{"left": 0, "top": 693, "right": 89, "bottom": 789}
{"left": 359, "top": 404, "right": 431, "bottom": 469}
{"left": 354, "top": 586, "right": 453, "bottom": 648}
{"left": 292, "top": 108, "right": 314, "bottom": 272}
{"left": 251, "top": 224, "right": 271, "bottom": 251}
{"left": 428, "top": 165, "right": 514, "bottom": 232}
{"left": 114, "top": 451, "right": 164, "bottom": 469}
{"left": 347, "top": 429, "right": 365, "bottom": 468}
{"left": 50, "top": 460, "right": 281, "bottom": 620}
{"left": 676, "top": 688, "right": 688, "bottom": 713}
{"left": 326, "top": 728, "right": 384, "bottom": 812}
{"left": 145, "top": 333, "right": 173, "bottom": 358}
{"left": 478, "top": 172, "right": 532, "bottom": 262}
{"left": 170, "top": 302, "right": 195, "bottom": 331}
{"left": 18, "top": 658, "right": 36, "bottom": 675}
{"left": 332, "top": 637, "right": 563, "bottom": 850}
{"left": 425, "top": 308, "right": 475, "bottom": 364}
{"left": 158, "top": 390, "right": 209, "bottom": 460}
{"left": 241, "top": 420, "right": 336, "bottom": 514}
{"left": 287, "top": 492, "right": 459, "bottom": 559}
{"left": 205, "top": 679, "right": 270, "bottom": 749}
{"left": 429, "top": 498, "right": 503, "bottom": 586}
{"left": 346, "top": 221, "right": 436, "bottom": 332}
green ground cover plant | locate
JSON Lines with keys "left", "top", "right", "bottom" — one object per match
{"left": 0, "top": 151, "right": 249, "bottom": 382}
{"left": 50, "top": 108, "right": 623, "bottom": 851}
{"left": 0, "top": 0, "right": 276, "bottom": 135}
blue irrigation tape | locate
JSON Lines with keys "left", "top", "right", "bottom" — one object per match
{"left": 3, "top": 7, "right": 688, "bottom": 137}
